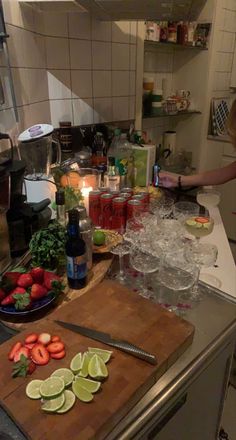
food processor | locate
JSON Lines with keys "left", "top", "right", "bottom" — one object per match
{"left": 18, "top": 124, "right": 61, "bottom": 210}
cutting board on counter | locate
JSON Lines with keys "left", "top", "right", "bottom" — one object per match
{"left": 0, "top": 280, "right": 195, "bottom": 440}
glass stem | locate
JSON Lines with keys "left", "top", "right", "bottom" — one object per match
{"left": 191, "top": 265, "right": 200, "bottom": 295}
{"left": 119, "top": 254, "right": 124, "bottom": 279}
{"left": 143, "top": 272, "right": 148, "bottom": 294}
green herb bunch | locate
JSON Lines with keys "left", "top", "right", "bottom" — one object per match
{"left": 29, "top": 221, "right": 66, "bottom": 270}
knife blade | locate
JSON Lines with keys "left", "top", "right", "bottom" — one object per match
{"left": 54, "top": 320, "right": 157, "bottom": 366}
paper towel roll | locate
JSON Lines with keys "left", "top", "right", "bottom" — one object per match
{"left": 163, "top": 131, "right": 177, "bottom": 154}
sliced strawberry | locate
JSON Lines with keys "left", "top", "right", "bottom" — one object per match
{"left": 47, "top": 341, "right": 65, "bottom": 354}
{"left": 30, "top": 283, "right": 48, "bottom": 300}
{"left": 51, "top": 335, "right": 61, "bottom": 343}
{"left": 30, "top": 267, "right": 44, "bottom": 284}
{"left": 17, "top": 273, "right": 33, "bottom": 288}
{"left": 31, "top": 343, "right": 50, "bottom": 366}
{"left": 25, "top": 333, "right": 38, "bottom": 344}
{"left": 24, "top": 343, "right": 36, "bottom": 351}
{"left": 0, "top": 287, "right": 6, "bottom": 301}
{"left": 27, "top": 361, "right": 36, "bottom": 375}
{"left": 8, "top": 342, "right": 22, "bottom": 361}
{"left": 38, "top": 333, "right": 51, "bottom": 345}
{"left": 50, "top": 350, "right": 66, "bottom": 360}
{"left": 14, "top": 346, "right": 29, "bottom": 363}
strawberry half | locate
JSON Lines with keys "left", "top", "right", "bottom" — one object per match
{"left": 31, "top": 343, "right": 50, "bottom": 366}
{"left": 50, "top": 350, "right": 66, "bottom": 360}
{"left": 30, "top": 283, "right": 48, "bottom": 300}
{"left": 47, "top": 341, "right": 65, "bottom": 354}
{"left": 8, "top": 342, "right": 22, "bottom": 361}
{"left": 14, "top": 346, "right": 29, "bottom": 363}
{"left": 17, "top": 273, "right": 33, "bottom": 288}
{"left": 38, "top": 333, "right": 51, "bottom": 345}
{"left": 30, "top": 267, "right": 44, "bottom": 284}
{"left": 25, "top": 333, "right": 38, "bottom": 344}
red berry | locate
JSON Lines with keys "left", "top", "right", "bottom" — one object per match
{"left": 38, "top": 333, "right": 51, "bottom": 345}
{"left": 47, "top": 342, "right": 65, "bottom": 354}
{"left": 0, "top": 288, "right": 6, "bottom": 301}
{"left": 31, "top": 344, "right": 50, "bottom": 366}
{"left": 30, "top": 267, "right": 44, "bottom": 284}
{"left": 50, "top": 350, "right": 66, "bottom": 360}
{"left": 25, "top": 333, "right": 38, "bottom": 344}
{"left": 51, "top": 335, "right": 61, "bottom": 343}
{"left": 44, "top": 271, "right": 61, "bottom": 290}
{"left": 8, "top": 342, "right": 22, "bottom": 361}
{"left": 17, "top": 273, "right": 33, "bottom": 288}
{"left": 27, "top": 361, "right": 36, "bottom": 375}
{"left": 13, "top": 346, "right": 30, "bottom": 363}
{"left": 30, "top": 284, "right": 48, "bottom": 300}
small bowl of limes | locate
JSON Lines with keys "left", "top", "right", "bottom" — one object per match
{"left": 92, "top": 229, "right": 123, "bottom": 253}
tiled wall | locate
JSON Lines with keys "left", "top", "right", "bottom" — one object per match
{"left": 0, "top": 0, "right": 137, "bottom": 144}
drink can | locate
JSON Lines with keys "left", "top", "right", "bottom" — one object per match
{"left": 132, "top": 194, "right": 146, "bottom": 210}
{"left": 136, "top": 191, "right": 150, "bottom": 210}
{"left": 112, "top": 197, "right": 127, "bottom": 232}
{"left": 100, "top": 193, "right": 113, "bottom": 228}
{"left": 120, "top": 192, "right": 132, "bottom": 201}
{"left": 120, "top": 187, "right": 134, "bottom": 196}
{"left": 89, "top": 190, "right": 101, "bottom": 227}
{"left": 98, "top": 187, "right": 110, "bottom": 194}
{"left": 127, "top": 199, "right": 142, "bottom": 219}
{"left": 110, "top": 190, "right": 120, "bottom": 198}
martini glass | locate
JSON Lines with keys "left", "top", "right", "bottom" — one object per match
{"left": 184, "top": 215, "right": 214, "bottom": 240}
{"left": 197, "top": 188, "right": 221, "bottom": 215}
{"left": 129, "top": 245, "right": 162, "bottom": 299}
{"left": 110, "top": 242, "right": 131, "bottom": 284}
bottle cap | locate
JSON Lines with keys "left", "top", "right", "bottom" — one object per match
{"left": 56, "top": 190, "right": 65, "bottom": 205}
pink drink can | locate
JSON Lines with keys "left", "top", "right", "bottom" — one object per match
{"left": 112, "top": 197, "right": 127, "bottom": 233}
{"left": 127, "top": 199, "right": 142, "bottom": 219}
{"left": 120, "top": 187, "right": 134, "bottom": 196}
{"left": 132, "top": 194, "right": 146, "bottom": 211}
{"left": 136, "top": 191, "right": 150, "bottom": 210}
{"left": 98, "top": 187, "right": 110, "bottom": 194}
{"left": 110, "top": 190, "right": 120, "bottom": 199}
{"left": 100, "top": 193, "right": 113, "bottom": 228}
{"left": 89, "top": 190, "right": 101, "bottom": 227}
{"left": 120, "top": 192, "right": 132, "bottom": 201}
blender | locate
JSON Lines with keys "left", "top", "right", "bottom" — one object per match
{"left": 18, "top": 124, "right": 61, "bottom": 211}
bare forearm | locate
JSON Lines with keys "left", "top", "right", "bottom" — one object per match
{"left": 181, "top": 161, "right": 236, "bottom": 186}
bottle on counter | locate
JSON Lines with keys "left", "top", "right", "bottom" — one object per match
{"left": 66, "top": 209, "right": 87, "bottom": 290}
{"left": 153, "top": 162, "right": 161, "bottom": 187}
{"left": 55, "top": 190, "right": 66, "bottom": 227}
{"left": 76, "top": 205, "right": 93, "bottom": 271}
{"left": 104, "top": 157, "right": 120, "bottom": 191}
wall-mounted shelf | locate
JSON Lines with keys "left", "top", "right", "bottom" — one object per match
{"left": 143, "top": 110, "right": 202, "bottom": 119}
{"left": 144, "top": 40, "right": 208, "bottom": 51}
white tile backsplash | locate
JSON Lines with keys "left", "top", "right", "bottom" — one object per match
{"left": 93, "top": 71, "right": 112, "bottom": 98}
{"left": 46, "top": 37, "right": 69, "bottom": 69}
{"left": 112, "top": 71, "right": 130, "bottom": 96}
{"left": 130, "top": 22, "right": 137, "bottom": 44}
{"left": 129, "top": 71, "right": 136, "bottom": 96}
{"left": 71, "top": 70, "right": 92, "bottom": 98}
{"left": 0, "top": 68, "right": 14, "bottom": 109}
{"left": 91, "top": 18, "right": 112, "bottom": 41}
{"left": 48, "top": 70, "right": 71, "bottom": 100}
{"left": 112, "top": 96, "right": 129, "bottom": 121}
{"left": 70, "top": 39, "right": 92, "bottom": 69}
{"left": 112, "top": 21, "right": 130, "bottom": 44}
{"left": 129, "top": 96, "right": 135, "bottom": 120}
{"left": 43, "top": 12, "right": 68, "bottom": 37}
{"left": 92, "top": 42, "right": 112, "bottom": 70}
{"left": 93, "top": 97, "right": 112, "bottom": 123}
{"left": 68, "top": 12, "right": 91, "bottom": 40}
{"left": 73, "top": 98, "right": 94, "bottom": 125}
{"left": 112, "top": 43, "right": 129, "bottom": 70}
{"left": 50, "top": 99, "right": 73, "bottom": 127}
{"left": 130, "top": 44, "right": 137, "bottom": 70}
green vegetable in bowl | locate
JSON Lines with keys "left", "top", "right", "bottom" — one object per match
{"left": 29, "top": 221, "right": 66, "bottom": 271}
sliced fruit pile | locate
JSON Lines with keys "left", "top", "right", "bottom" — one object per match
{"left": 9, "top": 332, "right": 66, "bottom": 378}
{"left": 0, "top": 266, "right": 64, "bottom": 311}
{"left": 25, "top": 347, "right": 112, "bottom": 414}
{"left": 185, "top": 216, "right": 212, "bottom": 230}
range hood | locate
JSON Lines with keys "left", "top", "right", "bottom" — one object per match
{"left": 76, "top": 0, "right": 207, "bottom": 21}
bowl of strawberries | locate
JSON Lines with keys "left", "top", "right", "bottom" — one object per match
{"left": 0, "top": 266, "right": 64, "bottom": 317}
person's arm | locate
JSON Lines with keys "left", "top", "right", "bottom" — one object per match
{"left": 159, "top": 161, "right": 236, "bottom": 188}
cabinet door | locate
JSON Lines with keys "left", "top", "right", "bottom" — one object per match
{"left": 219, "top": 156, "right": 236, "bottom": 241}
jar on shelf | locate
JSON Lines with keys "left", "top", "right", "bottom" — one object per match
{"left": 187, "top": 22, "right": 196, "bottom": 46}
{"left": 167, "top": 22, "right": 177, "bottom": 43}
{"left": 160, "top": 21, "right": 168, "bottom": 42}
{"left": 177, "top": 22, "right": 188, "bottom": 45}
{"left": 143, "top": 77, "right": 154, "bottom": 92}
{"left": 145, "top": 21, "right": 155, "bottom": 41}
{"left": 154, "top": 22, "right": 160, "bottom": 42}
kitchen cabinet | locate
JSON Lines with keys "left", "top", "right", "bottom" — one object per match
{"left": 19, "top": 0, "right": 87, "bottom": 13}
{"left": 19, "top": 0, "right": 207, "bottom": 20}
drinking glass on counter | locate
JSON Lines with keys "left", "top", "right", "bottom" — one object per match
{"left": 110, "top": 242, "right": 131, "bottom": 284}
{"left": 184, "top": 215, "right": 214, "bottom": 240}
{"left": 196, "top": 188, "right": 221, "bottom": 215}
{"left": 173, "top": 201, "right": 199, "bottom": 221}
{"left": 182, "top": 242, "right": 218, "bottom": 301}
{"left": 129, "top": 245, "right": 162, "bottom": 299}
{"left": 152, "top": 196, "right": 175, "bottom": 219}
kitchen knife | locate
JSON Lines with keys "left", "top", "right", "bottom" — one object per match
{"left": 54, "top": 320, "right": 157, "bottom": 365}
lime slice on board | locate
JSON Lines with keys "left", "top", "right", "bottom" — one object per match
{"left": 40, "top": 377, "right": 65, "bottom": 399}
{"left": 70, "top": 352, "right": 83, "bottom": 374}
{"left": 56, "top": 390, "right": 76, "bottom": 414}
{"left": 88, "top": 347, "right": 113, "bottom": 363}
{"left": 77, "top": 352, "right": 91, "bottom": 378}
{"left": 88, "top": 354, "right": 108, "bottom": 380}
{"left": 26, "top": 380, "right": 44, "bottom": 400}
{"left": 51, "top": 368, "right": 74, "bottom": 388}
{"left": 41, "top": 393, "right": 65, "bottom": 413}
{"left": 74, "top": 376, "right": 101, "bottom": 393}
{"left": 72, "top": 381, "right": 93, "bottom": 402}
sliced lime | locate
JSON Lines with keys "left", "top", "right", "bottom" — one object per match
{"left": 51, "top": 368, "right": 74, "bottom": 388}
{"left": 185, "top": 219, "right": 197, "bottom": 226}
{"left": 77, "top": 352, "right": 90, "bottom": 378}
{"left": 41, "top": 393, "right": 65, "bottom": 413}
{"left": 70, "top": 352, "right": 83, "bottom": 374}
{"left": 88, "top": 354, "right": 108, "bottom": 380}
{"left": 26, "top": 380, "right": 43, "bottom": 400}
{"left": 56, "top": 390, "right": 76, "bottom": 414}
{"left": 72, "top": 381, "right": 93, "bottom": 403}
{"left": 88, "top": 347, "right": 113, "bottom": 363}
{"left": 203, "top": 222, "right": 211, "bottom": 229}
{"left": 40, "top": 376, "right": 65, "bottom": 399}
{"left": 74, "top": 376, "right": 101, "bottom": 393}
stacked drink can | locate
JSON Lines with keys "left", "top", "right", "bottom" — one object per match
{"left": 89, "top": 188, "right": 150, "bottom": 233}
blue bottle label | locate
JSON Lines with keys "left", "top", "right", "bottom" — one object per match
{"left": 67, "top": 254, "right": 87, "bottom": 280}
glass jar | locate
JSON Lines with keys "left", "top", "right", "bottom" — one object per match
{"left": 168, "top": 22, "right": 177, "bottom": 43}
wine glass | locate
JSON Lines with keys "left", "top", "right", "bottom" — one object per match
{"left": 152, "top": 197, "right": 175, "bottom": 219}
{"left": 173, "top": 201, "right": 199, "bottom": 221}
{"left": 110, "top": 241, "right": 131, "bottom": 284}
{"left": 129, "top": 245, "right": 162, "bottom": 299}
{"left": 184, "top": 215, "right": 214, "bottom": 240}
{"left": 197, "top": 188, "right": 221, "bottom": 216}
{"left": 182, "top": 242, "right": 218, "bottom": 301}
{"left": 158, "top": 250, "right": 199, "bottom": 313}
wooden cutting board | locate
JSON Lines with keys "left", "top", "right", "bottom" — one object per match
{"left": 0, "top": 280, "right": 195, "bottom": 440}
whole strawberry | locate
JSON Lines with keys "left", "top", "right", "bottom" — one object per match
{"left": 0, "top": 287, "right": 6, "bottom": 301}
{"left": 17, "top": 273, "right": 33, "bottom": 288}
{"left": 44, "top": 271, "right": 62, "bottom": 291}
{"left": 1, "top": 287, "right": 26, "bottom": 306}
{"left": 30, "top": 283, "right": 48, "bottom": 300}
{"left": 30, "top": 267, "right": 44, "bottom": 284}
{"left": 2, "top": 272, "right": 21, "bottom": 292}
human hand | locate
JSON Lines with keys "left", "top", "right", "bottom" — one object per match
{"left": 158, "top": 172, "right": 178, "bottom": 188}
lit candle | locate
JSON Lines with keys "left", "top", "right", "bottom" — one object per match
{"left": 81, "top": 186, "right": 93, "bottom": 215}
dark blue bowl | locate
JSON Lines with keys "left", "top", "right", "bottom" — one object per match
{"left": 0, "top": 292, "right": 56, "bottom": 317}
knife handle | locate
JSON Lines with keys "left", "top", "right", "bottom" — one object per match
{"left": 108, "top": 339, "right": 157, "bottom": 365}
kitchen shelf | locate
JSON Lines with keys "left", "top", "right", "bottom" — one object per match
{"left": 144, "top": 40, "right": 208, "bottom": 51}
{"left": 143, "top": 110, "right": 202, "bottom": 119}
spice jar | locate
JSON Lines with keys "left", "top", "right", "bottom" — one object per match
{"left": 177, "top": 22, "right": 188, "bottom": 45}
{"left": 167, "top": 22, "right": 177, "bottom": 43}
{"left": 59, "top": 121, "right": 73, "bottom": 153}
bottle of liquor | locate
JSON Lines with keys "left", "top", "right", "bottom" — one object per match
{"left": 104, "top": 156, "right": 120, "bottom": 191}
{"left": 55, "top": 190, "right": 66, "bottom": 227}
{"left": 153, "top": 163, "right": 161, "bottom": 187}
{"left": 66, "top": 209, "right": 87, "bottom": 289}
